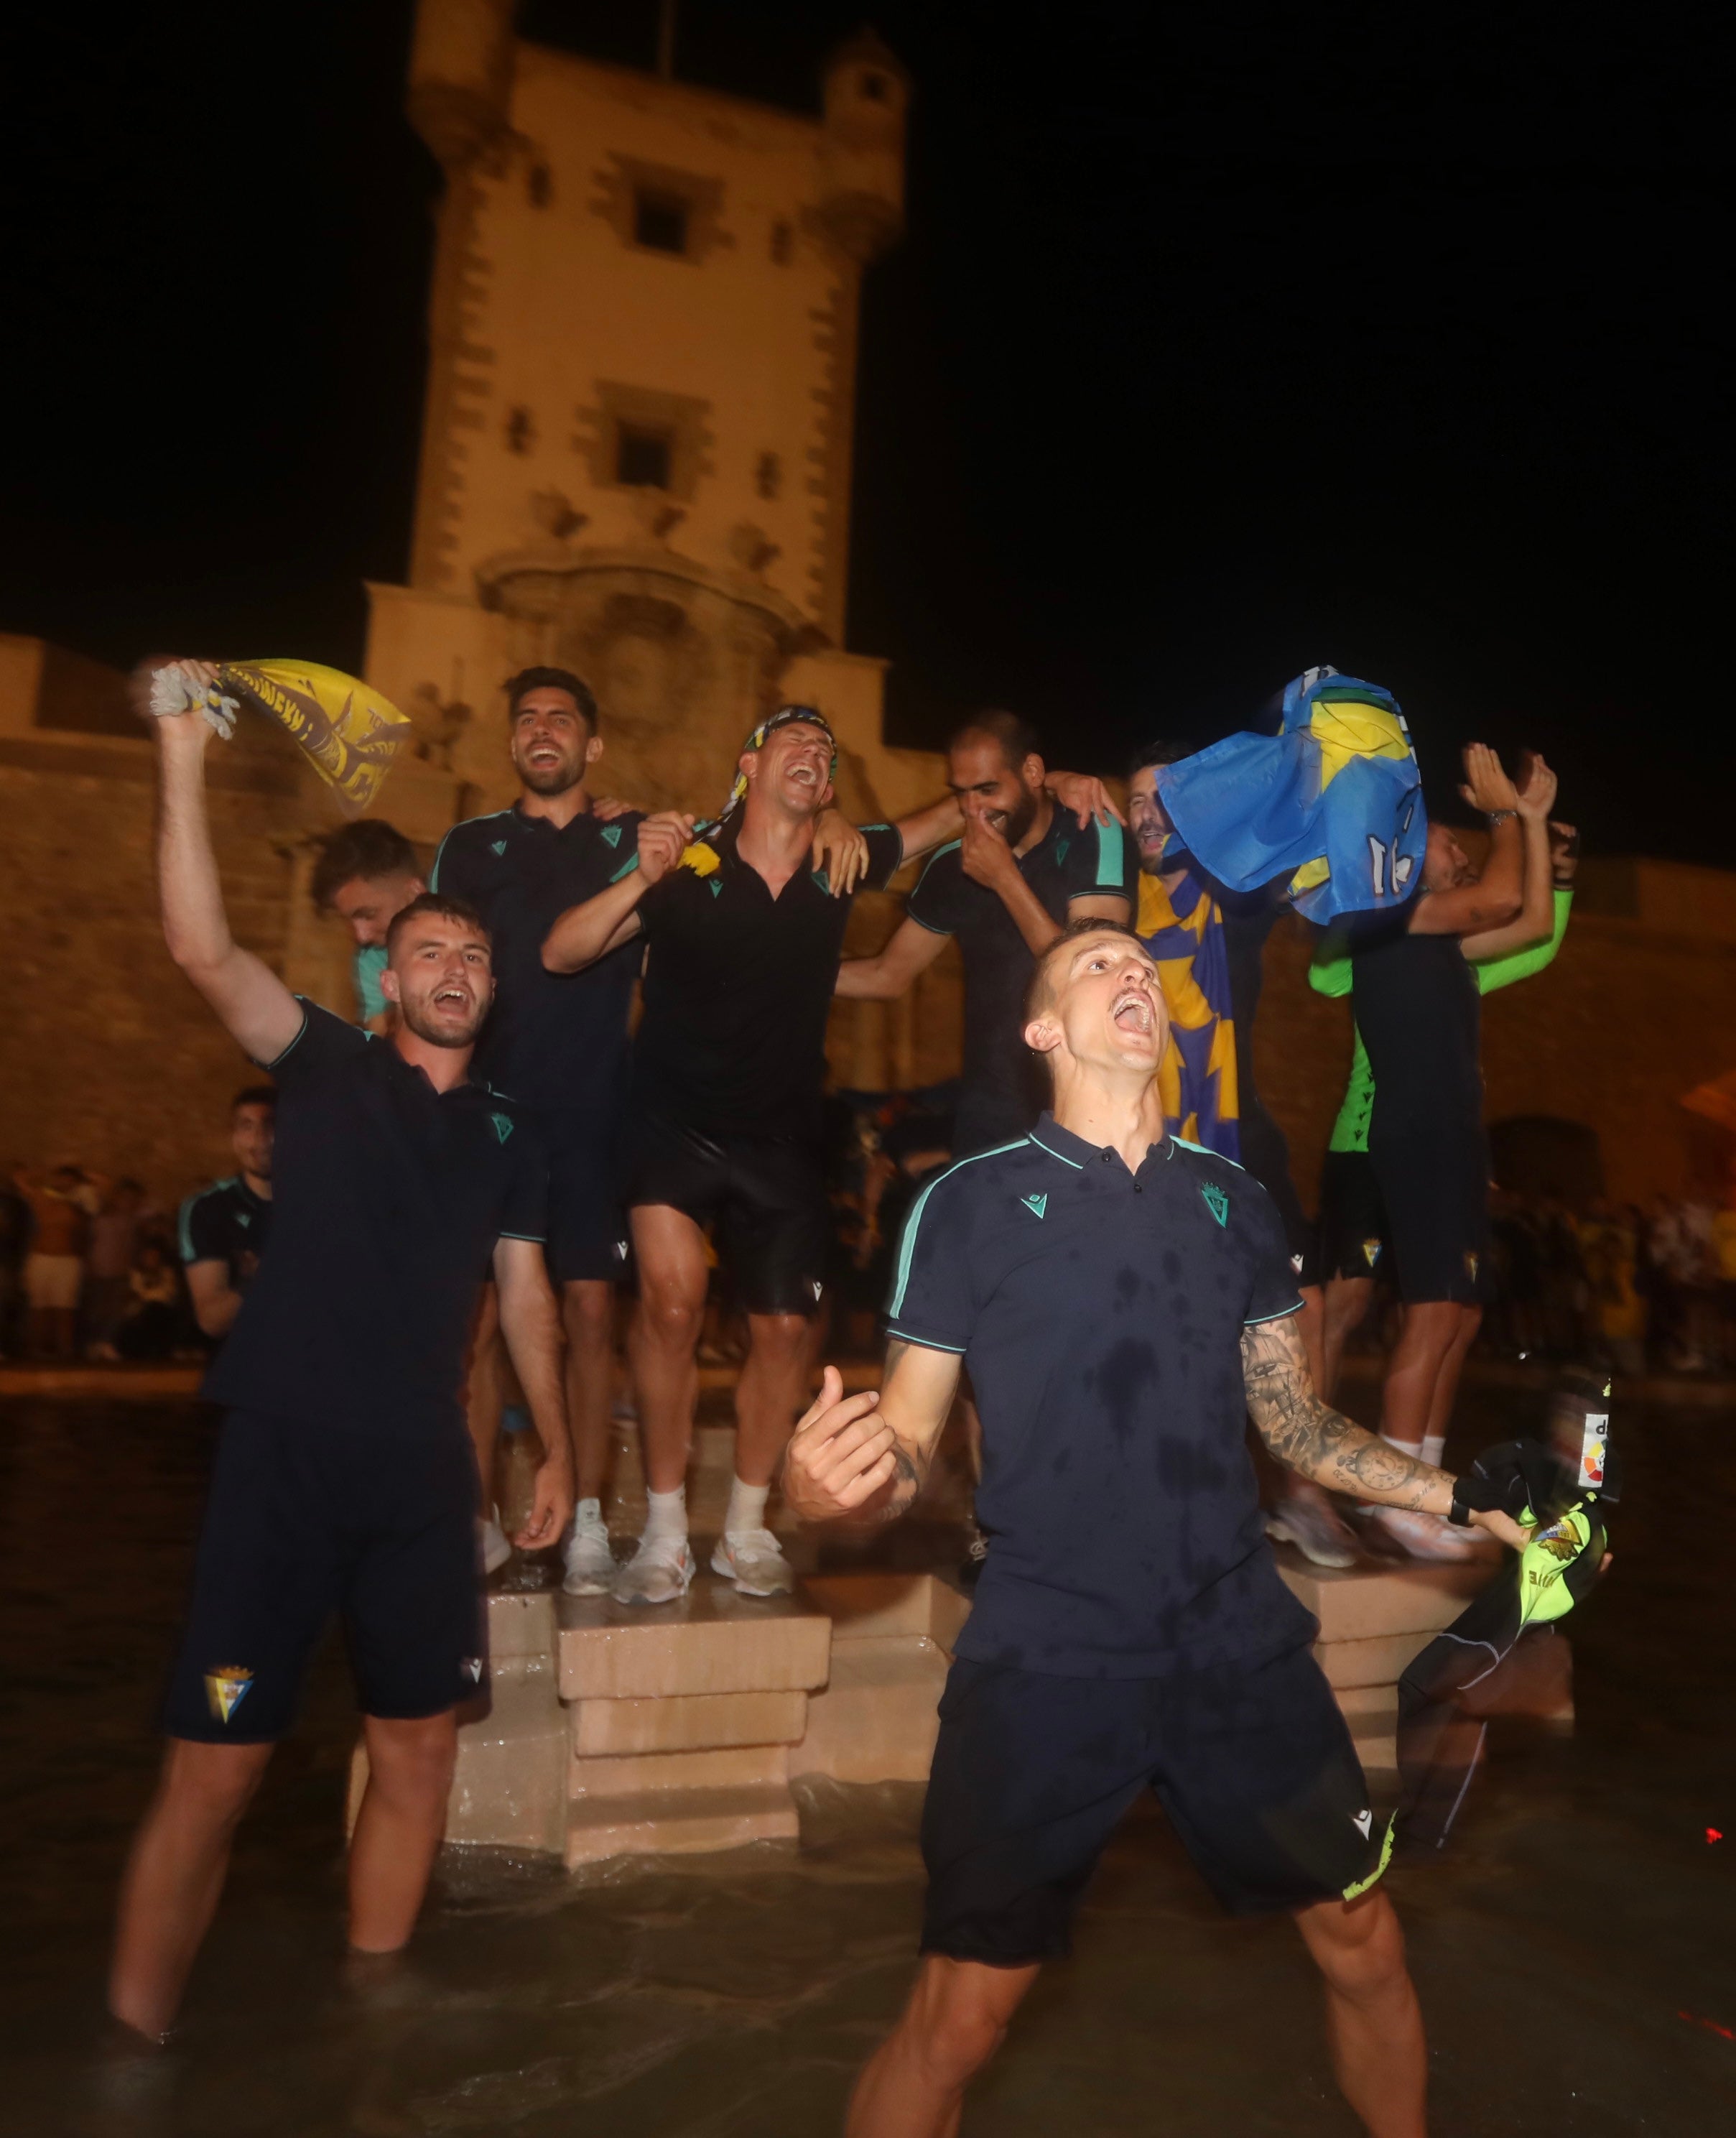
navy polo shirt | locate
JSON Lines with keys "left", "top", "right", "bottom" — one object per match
{"left": 178, "top": 1176, "right": 272, "bottom": 1285}
{"left": 205, "top": 1002, "right": 548, "bottom": 1438}
{"left": 886, "top": 1111, "right": 1312, "bottom": 1677}
{"left": 430, "top": 802, "right": 645, "bottom": 1118}
{"left": 631, "top": 819, "right": 906, "bottom": 1143}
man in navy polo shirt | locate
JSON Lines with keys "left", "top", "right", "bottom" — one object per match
{"left": 786, "top": 918, "right": 1526, "bottom": 2138}
{"left": 179, "top": 1085, "right": 275, "bottom": 1341}
{"left": 111, "top": 660, "right": 573, "bottom": 2045}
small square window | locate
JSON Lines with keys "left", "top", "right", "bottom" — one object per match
{"left": 616, "top": 425, "right": 673, "bottom": 489}
{"left": 633, "top": 190, "right": 689, "bottom": 254}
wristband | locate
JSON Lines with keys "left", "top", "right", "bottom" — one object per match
{"left": 1485, "top": 809, "right": 1517, "bottom": 826}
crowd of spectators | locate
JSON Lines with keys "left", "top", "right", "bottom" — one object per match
{"left": 6, "top": 1126, "right": 1736, "bottom": 1381}
{"left": 0, "top": 1166, "right": 200, "bottom": 1363}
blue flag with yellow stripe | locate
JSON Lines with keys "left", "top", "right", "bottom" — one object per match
{"left": 1154, "top": 667, "right": 1425, "bottom": 925}
{"left": 1136, "top": 869, "right": 1240, "bottom": 1160}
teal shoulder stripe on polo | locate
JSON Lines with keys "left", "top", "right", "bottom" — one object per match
{"left": 1094, "top": 815, "right": 1128, "bottom": 887}
{"left": 888, "top": 1138, "right": 1030, "bottom": 1320}
{"left": 915, "top": 838, "right": 962, "bottom": 885}
{"left": 1243, "top": 1300, "right": 1304, "bottom": 1325}
{"left": 1027, "top": 1130, "right": 1085, "bottom": 1170}
{"left": 176, "top": 1192, "right": 199, "bottom": 1264}
{"left": 261, "top": 1004, "right": 311, "bottom": 1072}
{"left": 608, "top": 853, "right": 641, "bottom": 884}
{"left": 429, "top": 828, "right": 452, "bottom": 892}
{"left": 1171, "top": 1134, "right": 1246, "bottom": 1172}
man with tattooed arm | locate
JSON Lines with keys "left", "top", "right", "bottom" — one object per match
{"left": 785, "top": 917, "right": 1526, "bottom": 2138}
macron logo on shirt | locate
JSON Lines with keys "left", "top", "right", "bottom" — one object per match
{"left": 490, "top": 838, "right": 508, "bottom": 856}
{"left": 490, "top": 1112, "right": 514, "bottom": 1144}
{"left": 1019, "top": 1193, "right": 1047, "bottom": 1220}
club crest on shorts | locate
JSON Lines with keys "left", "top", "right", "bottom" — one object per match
{"left": 1019, "top": 1192, "right": 1047, "bottom": 1220}
{"left": 1290, "top": 1251, "right": 1305, "bottom": 1273}
{"left": 1463, "top": 1249, "right": 1480, "bottom": 1282}
{"left": 1362, "top": 1236, "right": 1383, "bottom": 1268}
{"left": 490, "top": 1111, "right": 514, "bottom": 1144}
{"left": 1352, "top": 1807, "right": 1374, "bottom": 1839}
{"left": 460, "top": 1657, "right": 484, "bottom": 1683}
{"left": 1200, "top": 1183, "right": 1229, "bottom": 1227}
{"left": 601, "top": 823, "right": 622, "bottom": 847}
{"left": 204, "top": 1665, "right": 253, "bottom": 1724}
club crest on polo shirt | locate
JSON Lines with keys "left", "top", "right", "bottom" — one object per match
{"left": 1201, "top": 1183, "right": 1229, "bottom": 1226}
{"left": 601, "top": 823, "right": 622, "bottom": 848}
{"left": 1019, "top": 1192, "right": 1047, "bottom": 1220}
{"left": 205, "top": 1665, "right": 253, "bottom": 1724}
{"left": 490, "top": 1112, "right": 514, "bottom": 1144}
{"left": 490, "top": 838, "right": 508, "bottom": 856}
{"left": 1362, "top": 1237, "right": 1383, "bottom": 1268}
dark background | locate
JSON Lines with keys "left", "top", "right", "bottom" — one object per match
{"left": 3, "top": 2, "right": 1729, "bottom": 856}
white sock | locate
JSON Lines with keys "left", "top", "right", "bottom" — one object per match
{"left": 642, "top": 1485, "right": 687, "bottom": 1543}
{"left": 1419, "top": 1433, "right": 1446, "bottom": 1471}
{"left": 574, "top": 1495, "right": 603, "bottom": 1532}
{"left": 724, "top": 1477, "right": 770, "bottom": 1537}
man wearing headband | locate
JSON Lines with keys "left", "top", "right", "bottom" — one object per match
{"left": 542, "top": 706, "right": 961, "bottom": 1604}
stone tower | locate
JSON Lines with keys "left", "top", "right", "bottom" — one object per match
{"left": 368, "top": 3, "right": 929, "bottom": 830}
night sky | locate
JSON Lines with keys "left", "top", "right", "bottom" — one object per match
{"left": 4, "top": 3, "right": 1729, "bottom": 859}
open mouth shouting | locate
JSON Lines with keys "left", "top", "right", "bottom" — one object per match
{"left": 1111, "top": 983, "right": 1156, "bottom": 1036}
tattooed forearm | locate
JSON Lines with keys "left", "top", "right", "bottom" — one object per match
{"left": 1239, "top": 1315, "right": 1450, "bottom": 1515}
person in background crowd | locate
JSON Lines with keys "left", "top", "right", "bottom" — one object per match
{"left": 179, "top": 1088, "right": 276, "bottom": 1341}
{"left": 116, "top": 1239, "right": 182, "bottom": 1361}
{"left": 0, "top": 1167, "right": 29, "bottom": 1357}
{"left": 1576, "top": 1198, "right": 1647, "bottom": 1376}
{"left": 310, "top": 820, "right": 427, "bottom": 1035}
{"left": 15, "top": 1162, "right": 93, "bottom": 1360}
{"left": 85, "top": 1177, "right": 151, "bottom": 1359}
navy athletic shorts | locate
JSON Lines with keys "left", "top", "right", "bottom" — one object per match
{"left": 622, "top": 1108, "right": 828, "bottom": 1317}
{"left": 537, "top": 1107, "right": 631, "bottom": 1286}
{"left": 920, "top": 1643, "right": 1384, "bottom": 1964}
{"left": 1317, "top": 1149, "right": 1391, "bottom": 1283}
{"left": 1369, "top": 1124, "right": 1492, "bottom": 1305}
{"left": 162, "top": 1408, "right": 484, "bottom": 1743}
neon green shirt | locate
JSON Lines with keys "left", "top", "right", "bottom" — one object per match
{"left": 1312, "top": 888, "right": 1572, "bottom": 1154}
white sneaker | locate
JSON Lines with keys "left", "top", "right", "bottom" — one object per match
{"left": 480, "top": 1514, "right": 511, "bottom": 1575}
{"left": 562, "top": 1505, "right": 616, "bottom": 1596}
{"left": 1368, "top": 1507, "right": 1480, "bottom": 1563}
{"left": 710, "top": 1528, "right": 795, "bottom": 1597}
{"left": 611, "top": 1533, "right": 696, "bottom": 1606}
{"left": 1266, "top": 1497, "right": 1360, "bottom": 1570}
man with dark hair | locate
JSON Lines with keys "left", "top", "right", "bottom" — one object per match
{"left": 785, "top": 916, "right": 1526, "bottom": 2138}
{"left": 428, "top": 665, "right": 644, "bottom": 1591}
{"left": 836, "top": 713, "right": 1136, "bottom": 1157}
{"left": 544, "top": 705, "right": 961, "bottom": 1604}
{"left": 310, "top": 818, "right": 427, "bottom": 1034}
{"left": 180, "top": 1087, "right": 276, "bottom": 1341}
{"left": 112, "top": 662, "right": 572, "bottom": 2044}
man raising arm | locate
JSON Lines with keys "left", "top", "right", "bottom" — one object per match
{"left": 788, "top": 918, "right": 1521, "bottom": 2138}
{"left": 110, "top": 662, "right": 571, "bottom": 2044}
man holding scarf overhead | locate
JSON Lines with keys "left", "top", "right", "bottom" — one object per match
{"left": 542, "top": 705, "right": 961, "bottom": 1606}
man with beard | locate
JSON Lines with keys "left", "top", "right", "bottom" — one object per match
{"left": 111, "top": 661, "right": 572, "bottom": 2043}
{"left": 180, "top": 1086, "right": 276, "bottom": 1341}
{"left": 835, "top": 712, "right": 1135, "bottom": 1157}
{"left": 543, "top": 705, "right": 960, "bottom": 1605}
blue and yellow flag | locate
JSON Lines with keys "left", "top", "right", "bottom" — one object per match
{"left": 1155, "top": 667, "right": 1425, "bottom": 925}
{"left": 1136, "top": 868, "right": 1240, "bottom": 1160}
{"left": 154, "top": 659, "right": 413, "bottom": 813}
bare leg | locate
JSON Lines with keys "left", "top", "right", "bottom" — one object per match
{"left": 1421, "top": 1304, "right": 1482, "bottom": 1460}
{"left": 1294, "top": 1889, "right": 1426, "bottom": 2138}
{"left": 463, "top": 1283, "right": 503, "bottom": 1513}
{"left": 110, "top": 1737, "right": 274, "bottom": 2040}
{"left": 1322, "top": 1274, "right": 1377, "bottom": 1402}
{"left": 561, "top": 1279, "right": 616, "bottom": 1504}
{"left": 847, "top": 1953, "right": 1039, "bottom": 2138}
{"left": 347, "top": 1710, "right": 458, "bottom": 1953}
{"left": 628, "top": 1204, "right": 707, "bottom": 1494}
{"left": 734, "top": 1311, "right": 812, "bottom": 1486}
{"left": 1378, "top": 1300, "right": 1464, "bottom": 1453}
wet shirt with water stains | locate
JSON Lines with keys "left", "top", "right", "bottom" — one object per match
{"left": 886, "top": 1109, "right": 1314, "bottom": 1676}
